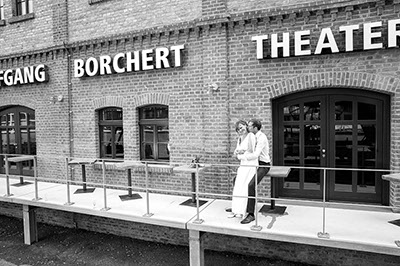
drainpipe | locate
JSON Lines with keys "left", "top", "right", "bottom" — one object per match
{"left": 65, "top": 45, "right": 74, "bottom": 158}
{"left": 63, "top": 0, "right": 73, "bottom": 159}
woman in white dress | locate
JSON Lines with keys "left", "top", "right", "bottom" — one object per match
{"left": 229, "top": 120, "right": 258, "bottom": 218}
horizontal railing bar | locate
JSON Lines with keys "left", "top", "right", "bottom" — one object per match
{"left": 0, "top": 155, "right": 398, "bottom": 213}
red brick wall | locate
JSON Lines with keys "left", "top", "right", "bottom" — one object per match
{"left": 0, "top": 0, "right": 67, "bottom": 56}
{"left": 2, "top": 0, "right": 400, "bottom": 202}
{"left": 68, "top": 0, "right": 201, "bottom": 43}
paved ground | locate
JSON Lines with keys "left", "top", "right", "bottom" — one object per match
{"left": 0, "top": 215, "right": 310, "bottom": 266}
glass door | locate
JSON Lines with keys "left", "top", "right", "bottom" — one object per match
{"left": 277, "top": 96, "right": 327, "bottom": 199}
{"left": 273, "top": 89, "right": 390, "bottom": 204}
{"left": 0, "top": 106, "right": 36, "bottom": 176}
{"left": 328, "top": 96, "right": 384, "bottom": 202}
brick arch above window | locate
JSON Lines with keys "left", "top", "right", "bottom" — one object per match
{"left": 266, "top": 71, "right": 399, "bottom": 99}
{"left": 133, "top": 93, "right": 170, "bottom": 107}
{"left": 0, "top": 96, "right": 37, "bottom": 110}
{"left": 92, "top": 96, "right": 125, "bottom": 110}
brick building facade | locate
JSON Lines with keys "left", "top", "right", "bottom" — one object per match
{"left": 2, "top": 0, "right": 400, "bottom": 264}
{"left": 1, "top": 0, "right": 400, "bottom": 231}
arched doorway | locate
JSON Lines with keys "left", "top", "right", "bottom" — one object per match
{"left": 272, "top": 89, "right": 390, "bottom": 204}
{"left": 0, "top": 106, "right": 36, "bottom": 176}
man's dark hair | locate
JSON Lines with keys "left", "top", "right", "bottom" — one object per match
{"left": 248, "top": 119, "right": 262, "bottom": 130}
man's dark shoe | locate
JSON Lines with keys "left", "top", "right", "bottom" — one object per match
{"left": 225, "top": 207, "right": 232, "bottom": 212}
{"left": 240, "top": 214, "right": 255, "bottom": 224}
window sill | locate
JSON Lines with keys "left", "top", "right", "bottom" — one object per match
{"left": 0, "top": 20, "right": 5, "bottom": 26}
{"left": 88, "top": 0, "right": 109, "bottom": 5}
{"left": 8, "top": 13, "right": 35, "bottom": 24}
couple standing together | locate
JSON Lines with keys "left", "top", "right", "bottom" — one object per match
{"left": 227, "top": 119, "right": 271, "bottom": 224}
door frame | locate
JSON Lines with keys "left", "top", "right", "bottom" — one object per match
{"left": 272, "top": 88, "right": 390, "bottom": 205}
{"left": 0, "top": 105, "right": 36, "bottom": 176}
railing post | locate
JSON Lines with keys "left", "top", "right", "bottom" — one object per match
{"left": 4, "top": 155, "right": 13, "bottom": 197}
{"left": 143, "top": 162, "right": 153, "bottom": 217}
{"left": 100, "top": 159, "right": 110, "bottom": 211}
{"left": 64, "top": 157, "right": 74, "bottom": 206}
{"left": 193, "top": 163, "right": 204, "bottom": 224}
{"left": 32, "top": 156, "right": 41, "bottom": 201}
{"left": 251, "top": 165, "right": 262, "bottom": 231}
{"left": 318, "top": 168, "right": 330, "bottom": 239}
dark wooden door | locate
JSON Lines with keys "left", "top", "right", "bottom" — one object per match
{"left": 273, "top": 89, "right": 390, "bottom": 204}
{"left": 0, "top": 106, "right": 36, "bottom": 176}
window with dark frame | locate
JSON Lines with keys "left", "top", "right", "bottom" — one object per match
{"left": 139, "top": 105, "right": 169, "bottom": 162}
{"left": 99, "top": 107, "right": 123, "bottom": 160}
{"left": 0, "top": 0, "right": 4, "bottom": 20}
{"left": 15, "top": 0, "right": 33, "bottom": 16}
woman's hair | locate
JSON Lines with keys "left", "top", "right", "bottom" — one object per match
{"left": 235, "top": 120, "right": 248, "bottom": 133}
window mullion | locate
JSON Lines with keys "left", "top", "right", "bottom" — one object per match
{"left": 111, "top": 126, "right": 116, "bottom": 158}
{"left": 154, "top": 125, "right": 158, "bottom": 160}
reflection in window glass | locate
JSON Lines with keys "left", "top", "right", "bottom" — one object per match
{"left": 20, "top": 112, "right": 28, "bottom": 126}
{"left": 99, "top": 108, "right": 123, "bottom": 159}
{"left": 7, "top": 113, "right": 14, "bottom": 126}
{"left": 29, "top": 113, "right": 35, "bottom": 126}
{"left": 304, "top": 101, "right": 320, "bottom": 121}
{"left": 283, "top": 105, "right": 300, "bottom": 121}
{"left": 1, "top": 130, "right": 6, "bottom": 153}
{"left": 139, "top": 105, "right": 169, "bottom": 161}
{"left": 0, "top": 0, "right": 4, "bottom": 20}
{"left": 16, "top": 0, "right": 33, "bottom": 16}
{"left": 0, "top": 115, "right": 6, "bottom": 126}
{"left": 140, "top": 106, "right": 168, "bottom": 119}
{"left": 284, "top": 126, "right": 300, "bottom": 189}
{"left": 335, "top": 101, "right": 352, "bottom": 120}
{"left": 335, "top": 125, "right": 352, "bottom": 166}
{"left": 357, "top": 171, "right": 376, "bottom": 193}
{"left": 358, "top": 124, "right": 376, "bottom": 168}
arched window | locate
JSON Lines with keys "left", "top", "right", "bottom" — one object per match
{"left": 0, "top": 106, "right": 36, "bottom": 176}
{"left": 139, "top": 105, "right": 169, "bottom": 162}
{"left": 98, "top": 107, "right": 123, "bottom": 159}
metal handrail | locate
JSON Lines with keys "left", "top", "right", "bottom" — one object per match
{"left": 1, "top": 155, "right": 398, "bottom": 240}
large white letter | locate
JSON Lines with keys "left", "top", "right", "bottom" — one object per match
{"left": 142, "top": 49, "right": 154, "bottom": 71}
{"left": 74, "top": 59, "right": 85, "bottom": 78}
{"left": 339, "top": 24, "right": 359, "bottom": 52}
{"left": 23, "top": 66, "right": 35, "bottom": 83}
{"left": 85, "top": 57, "right": 99, "bottom": 77}
{"left": 251, "top": 35, "right": 269, "bottom": 59}
{"left": 113, "top": 53, "right": 126, "bottom": 74}
{"left": 0, "top": 70, "right": 3, "bottom": 86}
{"left": 170, "top": 44, "right": 185, "bottom": 67}
{"left": 294, "top": 30, "right": 311, "bottom": 56}
{"left": 364, "top": 21, "right": 383, "bottom": 50}
{"left": 13, "top": 68, "right": 24, "bottom": 85}
{"left": 99, "top": 55, "right": 112, "bottom": 75}
{"left": 388, "top": 19, "right": 400, "bottom": 48}
{"left": 126, "top": 51, "right": 141, "bottom": 72}
{"left": 4, "top": 69, "right": 13, "bottom": 86}
{"left": 155, "top": 47, "right": 170, "bottom": 69}
{"left": 271, "top": 33, "right": 290, "bottom": 58}
{"left": 314, "top": 28, "right": 339, "bottom": 55}
{"left": 35, "top": 64, "right": 48, "bottom": 82}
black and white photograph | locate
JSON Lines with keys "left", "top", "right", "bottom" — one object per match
{"left": 0, "top": 0, "right": 400, "bottom": 265}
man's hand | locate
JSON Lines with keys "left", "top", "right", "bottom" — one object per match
{"left": 234, "top": 149, "right": 246, "bottom": 155}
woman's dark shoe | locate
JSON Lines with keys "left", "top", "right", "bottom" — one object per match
{"left": 240, "top": 214, "right": 255, "bottom": 224}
